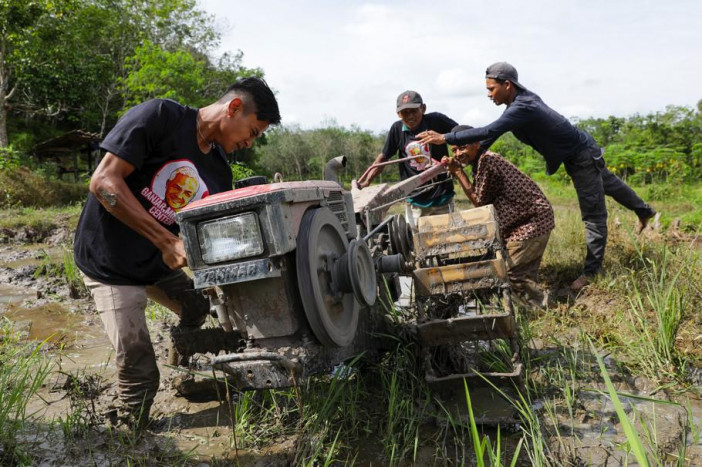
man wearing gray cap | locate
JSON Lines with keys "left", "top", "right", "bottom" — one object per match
{"left": 417, "top": 62, "right": 655, "bottom": 291}
{"left": 358, "top": 90, "right": 457, "bottom": 227}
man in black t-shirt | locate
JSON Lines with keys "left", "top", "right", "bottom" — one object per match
{"left": 74, "top": 77, "right": 281, "bottom": 429}
{"left": 358, "top": 90, "right": 457, "bottom": 227}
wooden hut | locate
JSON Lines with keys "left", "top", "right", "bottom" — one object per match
{"left": 33, "top": 130, "right": 101, "bottom": 181}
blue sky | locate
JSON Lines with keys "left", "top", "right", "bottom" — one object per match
{"left": 200, "top": 0, "right": 702, "bottom": 133}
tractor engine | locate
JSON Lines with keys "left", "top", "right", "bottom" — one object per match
{"left": 175, "top": 158, "right": 382, "bottom": 389}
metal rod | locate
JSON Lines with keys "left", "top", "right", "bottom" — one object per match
{"left": 363, "top": 215, "right": 394, "bottom": 241}
{"left": 359, "top": 155, "right": 442, "bottom": 183}
{"left": 212, "top": 351, "right": 301, "bottom": 371}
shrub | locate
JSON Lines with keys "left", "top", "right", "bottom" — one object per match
{"left": 0, "top": 167, "right": 87, "bottom": 208}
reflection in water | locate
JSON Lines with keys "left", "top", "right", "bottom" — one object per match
{"left": 0, "top": 283, "right": 35, "bottom": 304}
{"left": 5, "top": 303, "right": 86, "bottom": 345}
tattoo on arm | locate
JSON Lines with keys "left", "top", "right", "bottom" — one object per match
{"left": 98, "top": 188, "right": 117, "bottom": 208}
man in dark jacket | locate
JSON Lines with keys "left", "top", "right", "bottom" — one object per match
{"left": 418, "top": 62, "right": 655, "bottom": 291}
{"left": 358, "top": 90, "right": 457, "bottom": 228}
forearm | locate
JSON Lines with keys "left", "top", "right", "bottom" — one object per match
{"left": 446, "top": 106, "right": 527, "bottom": 146}
{"left": 359, "top": 153, "right": 386, "bottom": 185}
{"left": 453, "top": 169, "right": 479, "bottom": 206}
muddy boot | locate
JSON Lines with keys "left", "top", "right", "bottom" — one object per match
{"left": 106, "top": 401, "right": 152, "bottom": 433}
{"left": 167, "top": 288, "right": 210, "bottom": 367}
{"left": 570, "top": 274, "right": 591, "bottom": 293}
{"left": 167, "top": 336, "right": 190, "bottom": 367}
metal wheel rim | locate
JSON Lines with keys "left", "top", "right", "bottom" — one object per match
{"left": 388, "top": 214, "right": 402, "bottom": 256}
{"left": 296, "top": 207, "right": 358, "bottom": 347}
{"left": 394, "top": 214, "right": 411, "bottom": 260}
{"left": 347, "top": 239, "right": 377, "bottom": 306}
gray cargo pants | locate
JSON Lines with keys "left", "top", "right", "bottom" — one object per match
{"left": 83, "top": 270, "right": 209, "bottom": 422}
{"left": 505, "top": 233, "right": 551, "bottom": 307}
{"left": 564, "top": 147, "right": 654, "bottom": 276}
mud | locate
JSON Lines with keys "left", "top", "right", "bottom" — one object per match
{"left": 1, "top": 225, "right": 701, "bottom": 465}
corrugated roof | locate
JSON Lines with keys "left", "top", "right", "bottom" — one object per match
{"left": 33, "top": 130, "right": 101, "bottom": 155}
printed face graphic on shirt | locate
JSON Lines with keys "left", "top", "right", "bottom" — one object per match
{"left": 165, "top": 167, "right": 199, "bottom": 210}
{"left": 405, "top": 140, "right": 431, "bottom": 170}
{"left": 142, "top": 160, "right": 210, "bottom": 225}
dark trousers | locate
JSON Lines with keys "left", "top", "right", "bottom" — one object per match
{"left": 563, "top": 149, "right": 653, "bottom": 276}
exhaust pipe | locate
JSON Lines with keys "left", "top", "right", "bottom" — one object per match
{"left": 324, "top": 155, "right": 347, "bottom": 183}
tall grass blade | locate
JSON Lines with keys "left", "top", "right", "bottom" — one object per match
{"left": 588, "top": 338, "right": 650, "bottom": 466}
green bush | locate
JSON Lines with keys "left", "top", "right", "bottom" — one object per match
{"left": 0, "top": 147, "right": 21, "bottom": 170}
{"left": 0, "top": 167, "right": 87, "bottom": 208}
{"left": 231, "top": 162, "right": 256, "bottom": 182}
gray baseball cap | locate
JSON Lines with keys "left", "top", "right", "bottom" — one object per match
{"left": 396, "top": 90, "right": 423, "bottom": 112}
{"left": 485, "top": 62, "right": 526, "bottom": 90}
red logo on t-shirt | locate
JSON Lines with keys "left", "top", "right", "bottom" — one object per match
{"left": 141, "top": 159, "right": 210, "bottom": 225}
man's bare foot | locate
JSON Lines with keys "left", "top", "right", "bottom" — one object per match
{"left": 570, "top": 274, "right": 590, "bottom": 292}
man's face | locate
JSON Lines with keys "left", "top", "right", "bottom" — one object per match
{"left": 451, "top": 142, "right": 481, "bottom": 165}
{"left": 221, "top": 102, "right": 270, "bottom": 153}
{"left": 166, "top": 172, "right": 198, "bottom": 210}
{"left": 397, "top": 104, "right": 426, "bottom": 131}
{"left": 486, "top": 78, "right": 511, "bottom": 106}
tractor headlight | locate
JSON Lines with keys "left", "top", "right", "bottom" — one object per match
{"left": 198, "top": 212, "right": 264, "bottom": 264}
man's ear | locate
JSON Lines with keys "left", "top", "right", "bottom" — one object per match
{"left": 227, "top": 97, "right": 243, "bottom": 117}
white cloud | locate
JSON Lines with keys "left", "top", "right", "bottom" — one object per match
{"left": 435, "top": 69, "right": 484, "bottom": 97}
{"left": 199, "top": 0, "right": 702, "bottom": 132}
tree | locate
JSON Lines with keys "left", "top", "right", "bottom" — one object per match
{"left": 0, "top": 0, "right": 61, "bottom": 147}
{"left": 4, "top": 0, "right": 265, "bottom": 151}
{"left": 121, "top": 40, "right": 208, "bottom": 108}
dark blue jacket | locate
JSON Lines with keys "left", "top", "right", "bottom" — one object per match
{"left": 444, "top": 89, "right": 598, "bottom": 174}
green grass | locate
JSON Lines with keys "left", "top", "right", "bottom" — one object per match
{"left": 0, "top": 204, "right": 83, "bottom": 234}
{"left": 0, "top": 167, "right": 87, "bottom": 209}
{"left": 624, "top": 247, "right": 689, "bottom": 380}
{"left": 590, "top": 337, "right": 651, "bottom": 466}
{"left": 0, "top": 319, "right": 53, "bottom": 464}
{"left": 2, "top": 177, "right": 701, "bottom": 464}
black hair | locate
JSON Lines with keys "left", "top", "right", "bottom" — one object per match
{"left": 451, "top": 124, "right": 474, "bottom": 133}
{"left": 224, "top": 77, "right": 281, "bottom": 125}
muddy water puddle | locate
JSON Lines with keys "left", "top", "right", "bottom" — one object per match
{"left": 1, "top": 299, "right": 111, "bottom": 373}
{"left": 4, "top": 303, "right": 90, "bottom": 343}
{"left": 0, "top": 243, "right": 65, "bottom": 269}
{"left": 0, "top": 282, "right": 36, "bottom": 304}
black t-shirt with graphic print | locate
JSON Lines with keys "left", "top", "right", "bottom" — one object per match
{"left": 381, "top": 112, "right": 457, "bottom": 207}
{"left": 74, "top": 99, "right": 233, "bottom": 285}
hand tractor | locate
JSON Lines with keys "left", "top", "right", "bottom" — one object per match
{"left": 172, "top": 156, "right": 523, "bottom": 411}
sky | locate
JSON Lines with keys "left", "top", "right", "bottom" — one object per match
{"left": 199, "top": 0, "right": 702, "bottom": 133}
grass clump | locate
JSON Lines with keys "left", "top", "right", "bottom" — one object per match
{"left": 624, "top": 247, "right": 690, "bottom": 380}
{"left": 0, "top": 204, "right": 83, "bottom": 243}
{"left": 0, "top": 319, "right": 53, "bottom": 464}
{"left": 0, "top": 167, "right": 87, "bottom": 208}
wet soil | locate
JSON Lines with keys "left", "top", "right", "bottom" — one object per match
{"left": 1, "top": 225, "right": 701, "bottom": 465}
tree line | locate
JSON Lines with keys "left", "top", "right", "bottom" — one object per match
{"left": 252, "top": 103, "right": 702, "bottom": 185}
{"left": 1, "top": 0, "right": 260, "bottom": 149}
{"left": 1, "top": 0, "right": 701, "bottom": 186}
{"left": 489, "top": 102, "right": 702, "bottom": 184}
